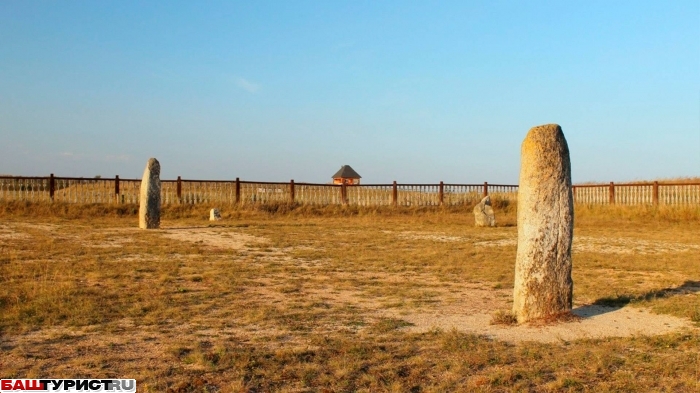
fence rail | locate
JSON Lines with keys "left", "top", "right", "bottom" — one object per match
{"left": 1, "top": 175, "right": 698, "bottom": 206}
{"left": 572, "top": 181, "right": 700, "bottom": 206}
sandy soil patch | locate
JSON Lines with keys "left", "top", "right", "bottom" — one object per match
{"left": 386, "top": 304, "right": 695, "bottom": 344}
{"left": 0, "top": 222, "right": 62, "bottom": 240}
{"left": 160, "top": 226, "right": 266, "bottom": 251}
{"left": 397, "top": 232, "right": 466, "bottom": 242}
{"left": 0, "top": 224, "right": 29, "bottom": 240}
{"left": 12, "top": 222, "right": 59, "bottom": 232}
{"left": 474, "top": 238, "right": 516, "bottom": 247}
{"left": 379, "top": 283, "right": 698, "bottom": 343}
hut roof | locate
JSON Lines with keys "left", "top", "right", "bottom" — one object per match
{"left": 332, "top": 165, "right": 361, "bottom": 179}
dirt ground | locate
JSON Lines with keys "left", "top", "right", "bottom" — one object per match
{"left": 158, "top": 226, "right": 699, "bottom": 344}
{"left": 1, "top": 211, "right": 699, "bottom": 391}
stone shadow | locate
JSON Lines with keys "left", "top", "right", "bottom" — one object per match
{"left": 574, "top": 280, "right": 700, "bottom": 318}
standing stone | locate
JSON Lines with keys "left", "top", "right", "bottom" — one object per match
{"left": 139, "top": 158, "right": 161, "bottom": 229}
{"left": 473, "top": 196, "right": 496, "bottom": 227}
{"left": 210, "top": 208, "right": 222, "bottom": 221}
{"left": 513, "top": 124, "right": 573, "bottom": 323}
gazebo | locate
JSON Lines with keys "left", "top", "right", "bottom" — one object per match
{"left": 332, "top": 165, "right": 361, "bottom": 185}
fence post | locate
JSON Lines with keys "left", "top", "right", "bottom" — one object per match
{"left": 235, "top": 177, "right": 240, "bottom": 204}
{"left": 115, "top": 175, "right": 120, "bottom": 203}
{"left": 609, "top": 182, "right": 615, "bottom": 205}
{"left": 176, "top": 176, "right": 182, "bottom": 203}
{"left": 49, "top": 173, "right": 55, "bottom": 201}
{"left": 392, "top": 181, "right": 398, "bottom": 207}
{"left": 341, "top": 183, "right": 348, "bottom": 205}
{"left": 653, "top": 181, "right": 659, "bottom": 206}
{"left": 483, "top": 182, "right": 488, "bottom": 198}
{"left": 439, "top": 181, "right": 444, "bottom": 205}
{"left": 572, "top": 185, "right": 576, "bottom": 204}
{"left": 290, "top": 179, "right": 295, "bottom": 203}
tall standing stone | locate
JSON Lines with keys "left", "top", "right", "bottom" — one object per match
{"left": 139, "top": 158, "right": 161, "bottom": 229}
{"left": 513, "top": 124, "right": 573, "bottom": 323}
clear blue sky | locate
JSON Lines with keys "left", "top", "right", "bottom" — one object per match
{"left": 1, "top": 1, "right": 698, "bottom": 183}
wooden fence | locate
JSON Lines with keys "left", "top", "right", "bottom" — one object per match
{"left": 573, "top": 182, "right": 700, "bottom": 206}
{"left": 0, "top": 175, "right": 516, "bottom": 207}
{"left": 0, "top": 175, "right": 698, "bottom": 206}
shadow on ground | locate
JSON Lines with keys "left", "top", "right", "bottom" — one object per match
{"left": 572, "top": 305, "right": 621, "bottom": 318}
{"left": 585, "top": 280, "right": 700, "bottom": 315}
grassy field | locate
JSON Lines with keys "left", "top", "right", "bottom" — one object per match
{"left": 1, "top": 201, "right": 699, "bottom": 392}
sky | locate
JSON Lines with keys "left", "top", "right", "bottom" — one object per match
{"left": 1, "top": 1, "right": 698, "bottom": 184}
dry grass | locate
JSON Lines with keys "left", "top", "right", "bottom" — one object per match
{"left": 574, "top": 204, "right": 700, "bottom": 223}
{"left": 1, "top": 202, "right": 699, "bottom": 392}
{"left": 490, "top": 310, "right": 518, "bottom": 326}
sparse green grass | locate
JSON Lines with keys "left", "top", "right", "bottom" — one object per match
{"left": 0, "top": 202, "right": 699, "bottom": 391}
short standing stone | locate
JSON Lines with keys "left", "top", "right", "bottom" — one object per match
{"left": 139, "top": 158, "right": 161, "bottom": 229}
{"left": 473, "top": 195, "right": 496, "bottom": 227}
{"left": 210, "top": 208, "right": 222, "bottom": 221}
{"left": 512, "top": 124, "right": 574, "bottom": 323}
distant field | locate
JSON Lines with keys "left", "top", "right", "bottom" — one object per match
{"left": 1, "top": 203, "right": 699, "bottom": 392}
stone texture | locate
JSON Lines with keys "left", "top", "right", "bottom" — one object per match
{"left": 139, "top": 158, "right": 161, "bottom": 229}
{"left": 210, "top": 208, "right": 222, "bottom": 221}
{"left": 512, "top": 124, "right": 574, "bottom": 323}
{"left": 473, "top": 196, "right": 496, "bottom": 227}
